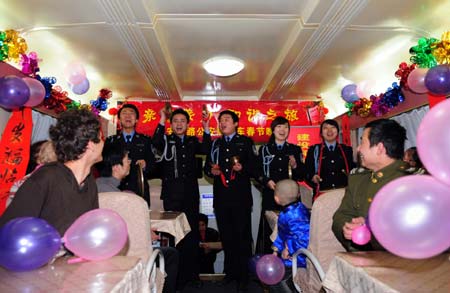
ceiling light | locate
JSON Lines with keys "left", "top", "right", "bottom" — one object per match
{"left": 202, "top": 56, "right": 244, "bottom": 77}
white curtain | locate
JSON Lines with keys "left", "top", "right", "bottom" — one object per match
{"left": 31, "top": 110, "right": 57, "bottom": 144}
{"left": 353, "top": 105, "right": 429, "bottom": 150}
{"left": 391, "top": 105, "right": 429, "bottom": 149}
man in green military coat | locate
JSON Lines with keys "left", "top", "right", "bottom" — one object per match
{"left": 332, "top": 119, "right": 409, "bottom": 251}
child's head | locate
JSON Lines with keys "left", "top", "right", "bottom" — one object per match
{"left": 199, "top": 213, "right": 208, "bottom": 232}
{"left": 274, "top": 179, "right": 299, "bottom": 206}
{"left": 26, "top": 140, "right": 57, "bottom": 173}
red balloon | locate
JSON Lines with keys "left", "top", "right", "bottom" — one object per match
{"left": 22, "top": 77, "right": 45, "bottom": 107}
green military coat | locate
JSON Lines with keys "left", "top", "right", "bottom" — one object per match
{"left": 332, "top": 160, "right": 409, "bottom": 251}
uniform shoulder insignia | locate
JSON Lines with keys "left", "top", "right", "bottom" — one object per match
{"left": 398, "top": 162, "right": 410, "bottom": 172}
{"left": 404, "top": 166, "right": 426, "bottom": 175}
{"left": 349, "top": 167, "right": 370, "bottom": 175}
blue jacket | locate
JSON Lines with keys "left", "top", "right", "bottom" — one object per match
{"left": 272, "top": 201, "right": 310, "bottom": 267}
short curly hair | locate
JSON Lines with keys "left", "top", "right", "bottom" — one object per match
{"left": 49, "top": 109, "right": 101, "bottom": 162}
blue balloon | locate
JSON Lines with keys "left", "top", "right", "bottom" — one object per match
{"left": 341, "top": 84, "right": 359, "bottom": 103}
{"left": 248, "top": 254, "right": 263, "bottom": 275}
{"left": 70, "top": 78, "right": 90, "bottom": 95}
{"left": 0, "top": 217, "right": 61, "bottom": 271}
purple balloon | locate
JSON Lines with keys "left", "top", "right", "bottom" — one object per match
{"left": 70, "top": 78, "right": 90, "bottom": 95}
{"left": 248, "top": 254, "right": 263, "bottom": 275}
{"left": 256, "top": 254, "right": 285, "bottom": 285}
{"left": 341, "top": 84, "right": 359, "bottom": 103}
{"left": 63, "top": 209, "right": 127, "bottom": 261}
{"left": 369, "top": 175, "right": 450, "bottom": 259}
{"left": 351, "top": 224, "right": 371, "bottom": 245}
{"left": 0, "top": 75, "right": 30, "bottom": 110}
{"left": 0, "top": 217, "right": 61, "bottom": 271}
{"left": 425, "top": 64, "right": 450, "bottom": 95}
{"left": 417, "top": 99, "right": 450, "bottom": 186}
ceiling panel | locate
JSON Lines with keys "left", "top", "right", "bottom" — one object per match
{"left": 0, "top": 0, "right": 447, "bottom": 118}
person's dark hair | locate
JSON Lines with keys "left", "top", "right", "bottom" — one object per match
{"left": 320, "top": 119, "right": 339, "bottom": 133}
{"left": 269, "top": 116, "right": 290, "bottom": 143}
{"left": 49, "top": 109, "right": 101, "bottom": 163}
{"left": 406, "top": 147, "right": 423, "bottom": 168}
{"left": 97, "top": 145, "right": 128, "bottom": 177}
{"left": 26, "top": 140, "right": 47, "bottom": 174}
{"left": 118, "top": 103, "right": 139, "bottom": 120}
{"left": 199, "top": 213, "right": 208, "bottom": 226}
{"left": 219, "top": 110, "right": 239, "bottom": 123}
{"left": 365, "top": 119, "right": 406, "bottom": 159}
{"left": 170, "top": 108, "right": 190, "bottom": 123}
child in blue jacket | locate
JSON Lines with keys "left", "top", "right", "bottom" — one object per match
{"left": 271, "top": 179, "right": 310, "bottom": 292}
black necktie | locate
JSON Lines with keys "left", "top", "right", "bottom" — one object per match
{"left": 126, "top": 135, "right": 132, "bottom": 143}
{"left": 329, "top": 145, "right": 334, "bottom": 152}
{"left": 226, "top": 136, "right": 230, "bottom": 143}
{"left": 278, "top": 145, "right": 282, "bottom": 150}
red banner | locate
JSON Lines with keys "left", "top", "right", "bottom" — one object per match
{"left": 0, "top": 108, "right": 32, "bottom": 215}
{"left": 287, "top": 126, "right": 322, "bottom": 159}
{"left": 341, "top": 115, "right": 351, "bottom": 146}
{"left": 122, "top": 101, "right": 325, "bottom": 143}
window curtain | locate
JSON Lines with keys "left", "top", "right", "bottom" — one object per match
{"left": 353, "top": 105, "right": 429, "bottom": 151}
{"left": 391, "top": 105, "right": 429, "bottom": 149}
{"left": 31, "top": 110, "right": 57, "bottom": 144}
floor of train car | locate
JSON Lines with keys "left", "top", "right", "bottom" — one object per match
{"left": 180, "top": 274, "right": 267, "bottom": 293}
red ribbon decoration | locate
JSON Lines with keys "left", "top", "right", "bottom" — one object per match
{"left": 0, "top": 108, "right": 32, "bottom": 215}
{"left": 428, "top": 94, "right": 446, "bottom": 109}
{"left": 341, "top": 115, "right": 351, "bottom": 146}
{"left": 220, "top": 170, "right": 236, "bottom": 188}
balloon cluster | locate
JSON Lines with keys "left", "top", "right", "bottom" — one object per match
{"left": 0, "top": 75, "right": 46, "bottom": 110}
{"left": 90, "top": 88, "right": 112, "bottom": 115}
{"left": 1, "top": 29, "right": 98, "bottom": 114}
{"left": 0, "top": 209, "right": 128, "bottom": 272}
{"left": 344, "top": 82, "right": 404, "bottom": 118}
{"left": 65, "top": 61, "right": 90, "bottom": 95}
{"left": 368, "top": 99, "right": 450, "bottom": 259}
{"left": 342, "top": 30, "right": 450, "bottom": 118}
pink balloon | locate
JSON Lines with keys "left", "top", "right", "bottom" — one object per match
{"left": 417, "top": 99, "right": 450, "bottom": 186}
{"left": 22, "top": 77, "right": 45, "bottom": 107}
{"left": 64, "top": 61, "right": 86, "bottom": 85}
{"left": 369, "top": 175, "right": 450, "bottom": 259}
{"left": 407, "top": 68, "right": 428, "bottom": 93}
{"left": 256, "top": 254, "right": 285, "bottom": 285}
{"left": 356, "top": 80, "right": 372, "bottom": 98}
{"left": 351, "top": 224, "right": 371, "bottom": 245}
{"left": 63, "top": 209, "right": 128, "bottom": 261}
